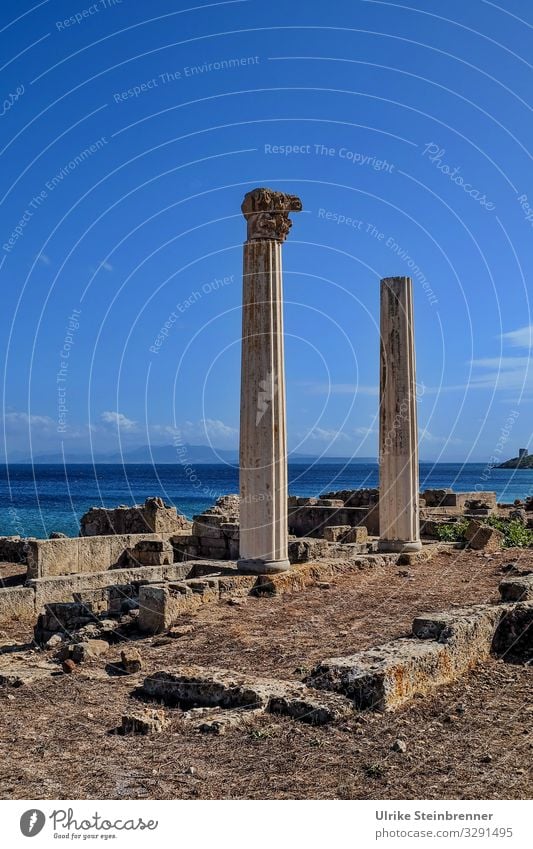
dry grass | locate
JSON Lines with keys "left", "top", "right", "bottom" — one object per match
{"left": 0, "top": 545, "right": 531, "bottom": 800}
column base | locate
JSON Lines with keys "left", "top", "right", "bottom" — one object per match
{"left": 378, "top": 539, "right": 423, "bottom": 553}
{"left": 237, "top": 557, "right": 291, "bottom": 575}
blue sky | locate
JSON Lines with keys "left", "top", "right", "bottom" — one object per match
{"left": 1, "top": 0, "right": 531, "bottom": 462}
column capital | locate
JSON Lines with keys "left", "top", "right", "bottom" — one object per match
{"left": 241, "top": 187, "right": 302, "bottom": 243}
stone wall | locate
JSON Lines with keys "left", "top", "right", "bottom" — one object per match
{"left": 25, "top": 532, "right": 169, "bottom": 579}
{"left": 80, "top": 497, "right": 191, "bottom": 536}
{"left": 421, "top": 489, "right": 497, "bottom": 513}
{"left": 288, "top": 502, "right": 379, "bottom": 538}
{"left": 173, "top": 495, "right": 240, "bottom": 561}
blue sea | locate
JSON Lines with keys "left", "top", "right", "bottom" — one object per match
{"left": 1, "top": 463, "right": 532, "bottom": 539}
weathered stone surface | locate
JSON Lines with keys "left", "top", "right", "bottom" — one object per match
{"left": 321, "top": 489, "right": 380, "bottom": 508}
{"left": 26, "top": 562, "right": 191, "bottom": 615}
{"left": 64, "top": 639, "right": 109, "bottom": 663}
{"left": 498, "top": 573, "right": 533, "bottom": 602}
{"left": 127, "top": 539, "right": 173, "bottom": 567}
{"left": 323, "top": 525, "right": 351, "bottom": 542}
{"left": 0, "top": 587, "right": 35, "bottom": 623}
{"left": 342, "top": 526, "right": 368, "bottom": 544}
{"left": 121, "top": 647, "right": 142, "bottom": 674}
{"left": 35, "top": 601, "right": 99, "bottom": 644}
{"left": 121, "top": 711, "right": 169, "bottom": 735}
{"left": 378, "top": 277, "right": 421, "bottom": 553}
{"left": 26, "top": 532, "right": 172, "bottom": 579}
{"left": 308, "top": 604, "right": 506, "bottom": 711}
{"left": 81, "top": 497, "right": 191, "bottom": 537}
{"left": 138, "top": 570, "right": 256, "bottom": 633}
{"left": 465, "top": 521, "right": 504, "bottom": 552}
{"left": 239, "top": 197, "right": 297, "bottom": 574}
{"left": 288, "top": 504, "right": 379, "bottom": 538}
{"left": 491, "top": 603, "right": 533, "bottom": 661}
{"left": 241, "top": 186, "right": 302, "bottom": 242}
{"left": 143, "top": 665, "right": 351, "bottom": 725}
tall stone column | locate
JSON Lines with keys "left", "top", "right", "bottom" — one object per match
{"left": 238, "top": 187, "right": 302, "bottom": 573}
{"left": 378, "top": 276, "right": 422, "bottom": 552}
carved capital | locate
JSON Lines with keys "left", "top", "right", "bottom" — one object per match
{"left": 241, "top": 187, "right": 302, "bottom": 242}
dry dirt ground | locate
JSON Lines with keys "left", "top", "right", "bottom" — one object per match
{"left": 0, "top": 546, "right": 531, "bottom": 800}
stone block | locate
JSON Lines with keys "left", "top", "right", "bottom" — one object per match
{"left": 0, "top": 587, "right": 35, "bottom": 622}
{"left": 129, "top": 539, "right": 173, "bottom": 567}
{"left": 465, "top": 521, "right": 504, "bottom": 551}
{"left": 138, "top": 584, "right": 203, "bottom": 633}
{"left": 121, "top": 711, "right": 169, "bottom": 734}
{"left": 142, "top": 665, "right": 352, "bottom": 725}
{"left": 491, "top": 603, "right": 533, "bottom": 661}
{"left": 342, "top": 526, "right": 368, "bottom": 544}
{"left": 26, "top": 538, "right": 79, "bottom": 579}
{"left": 308, "top": 604, "right": 506, "bottom": 711}
{"left": 498, "top": 574, "right": 533, "bottom": 602}
{"left": 61, "top": 639, "right": 109, "bottom": 663}
{"left": 121, "top": 647, "right": 143, "bottom": 674}
{"left": 323, "top": 525, "right": 351, "bottom": 542}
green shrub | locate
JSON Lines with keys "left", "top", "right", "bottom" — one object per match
{"left": 436, "top": 517, "right": 533, "bottom": 548}
{"left": 485, "top": 517, "right": 533, "bottom": 548}
{"left": 436, "top": 520, "right": 469, "bottom": 542}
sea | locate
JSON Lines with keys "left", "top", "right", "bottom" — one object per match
{"left": 1, "top": 462, "right": 532, "bottom": 539}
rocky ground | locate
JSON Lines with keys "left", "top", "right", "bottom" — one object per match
{"left": 0, "top": 546, "right": 531, "bottom": 800}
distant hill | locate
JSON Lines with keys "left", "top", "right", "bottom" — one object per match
{"left": 497, "top": 454, "right": 533, "bottom": 469}
{"left": 16, "top": 444, "right": 376, "bottom": 465}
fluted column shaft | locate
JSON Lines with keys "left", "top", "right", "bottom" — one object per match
{"left": 237, "top": 187, "right": 301, "bottom": 574}
{"left": 239, "top": 240, "right": 289, "bottom": 572}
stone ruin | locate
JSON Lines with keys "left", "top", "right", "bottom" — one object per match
{"left": 80, "top": 496, "right": 191, "bottom": 536}
{"left": 0, "top": 187, "right": 531, "bottom": 734}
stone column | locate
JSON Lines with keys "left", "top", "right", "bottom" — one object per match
{"left": 378, "top": 276, "right": 422, "bottom": 552}
{"left": 238, "top": 187, "right": 302, "bottom": 573}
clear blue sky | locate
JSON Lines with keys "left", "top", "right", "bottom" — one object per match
{"left": 1, "top": 0, "right": 531, "bottom": 462}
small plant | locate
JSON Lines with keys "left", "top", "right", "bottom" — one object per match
{"left": 363, "top": 762, "right": 386, "bottom": 779}
{"left": 436, "top": 520, "right": 469, "bottom": 543}
{"left": 486, "top": 517, "right": 533, "bottom": 548}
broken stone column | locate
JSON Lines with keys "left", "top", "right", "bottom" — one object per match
{"left": 378, "top": 276, "right": 422, "bottom": 552}
{"left": 238, "top": 187, "right": 302, "bottom": 573}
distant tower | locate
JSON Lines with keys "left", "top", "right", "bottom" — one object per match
{"left": 518, "top": 448, "right": 528, "bottom": 459}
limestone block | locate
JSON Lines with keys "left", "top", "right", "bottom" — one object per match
{"left": 465, "top": 521, "right": 504, "bottom": 551}
{"left": 309, "top": 604, "right": 506, "bottom": 711}
{"left": 121, "top": 711, "right": 169, "bottom": 734}
{"left": 342, "top": 526, "right": 368, "bottom": 544}
{"left": 499, "top": 574, "right": 533, "bottom": 602}
{"left": 121, "top": 647, "right": 143, "bottom": 674}
{"left": 0, "top": 587, "right": 35, "bottom": 622}
{"left": 323, "top": 525, "right": 351, "bottom": 542}
{"left": 491, "top": 603, "right": 533, "bottom": 660}
{"left": 26, "top": 538, "right": 79, "bottom": 579}
{"left": 142, "top": 665, "right": 351, "bottom": 725}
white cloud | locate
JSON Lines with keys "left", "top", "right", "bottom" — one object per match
{"left": 501, "top": 324, "right": 533, "bottom": 349}
{"left": 101, "top": 411, "right": 138, "bottom": 431}
{"left": 354, "top": 425, "right": 376, "bottom": 437}
{"left": 38, "top": 253, "right": 51, "bottom": 266}
{"left": 3, "top": 412, "right": 55, "bottom": 431}
{"left": 202, "top": 418, "right": 238, "bottom": 439}
{"left": 303, "top": 427, "right": 349, "bottom": 442}
{"left": 100, "top": 260, "right": 113, "bottom": 272}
